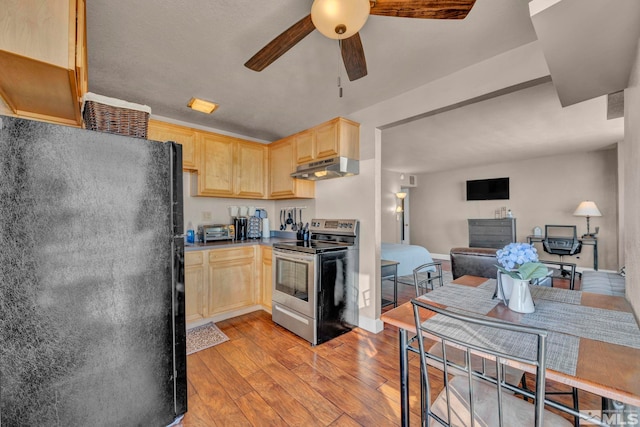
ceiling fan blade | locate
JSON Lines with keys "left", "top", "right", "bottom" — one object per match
{"left": 245, "top": 14, "right": 316, "bottom": 71}
{"left": 341, "top": 33, "right": 367, "bottom": 81}
{"left": 370, "top": 0, "right": 477, "bottom": 19}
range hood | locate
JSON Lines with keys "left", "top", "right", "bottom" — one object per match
{"left": 291, "top": 157, "right": 359, "bottom": 181}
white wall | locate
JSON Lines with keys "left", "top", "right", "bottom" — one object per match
{"left": 314, "top": 153, "right": 379, "bottom": 332}
{"left": 182, "top": 172, "right": 316, "bottom": 234}
{"left": 381, "top": 169, "right": 403, "bottom": 243}
{"left": 407, "top": 149, "right": 618, "bottom": 270}
{"left": 624, "top": 37, "right": 640, "bottom": 314}
{"left": 341, "top": 41, "right": 552, "bottom": 331}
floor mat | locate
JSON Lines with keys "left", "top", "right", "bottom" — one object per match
{"left": 186, "top": 322, "right": 229, "bottom": 355}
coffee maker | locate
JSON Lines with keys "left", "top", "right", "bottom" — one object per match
{"left": 234, "top": 216, "right": 248, "bottom": 240}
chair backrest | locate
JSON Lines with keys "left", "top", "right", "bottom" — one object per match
{"left": 533, "top": 260, "right": 577, "bottom": 290}
{"left": 411, "top": 298, "right": 549, "bottom": 427}
{"left": 413, "top": 262, "right": 444, "bottom": 296}
{"left": 543, "top": 225, "right": 582, "bottom": 256}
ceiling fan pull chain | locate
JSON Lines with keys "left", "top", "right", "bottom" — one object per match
{"left": 337, "top": 40, "right": 343, "bottom": 98}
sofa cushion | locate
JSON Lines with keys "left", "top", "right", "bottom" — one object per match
{"left": 450, "top": 247, "right": 498, "bottom": 280}
{"left": 581, "top": 271, "right": 626, "bottom": 297}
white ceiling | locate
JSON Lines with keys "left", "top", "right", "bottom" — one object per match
{"left": 86, "top": 0, "right": 627, "bottom": 174}
{"left": 381, "top": 80, "right": 623, "bottom": 174}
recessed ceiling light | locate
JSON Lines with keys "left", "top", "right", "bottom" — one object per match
{"left": 187, "top": 97, "right": 218, "bottom": 114}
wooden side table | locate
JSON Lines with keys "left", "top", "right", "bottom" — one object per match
{"left": 381, "top": 259, "right": 400, "bottom": 308}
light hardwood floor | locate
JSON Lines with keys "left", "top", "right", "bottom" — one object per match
{"left": 180, "top": 264, "right": 596, "bottom": 426}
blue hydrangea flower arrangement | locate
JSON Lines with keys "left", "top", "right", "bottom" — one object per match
{"left": 496, "top": 242, "right": 548, "bottom": 280}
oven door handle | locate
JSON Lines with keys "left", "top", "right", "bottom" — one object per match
{"left": 273, "top": 250, "right": 316, "bottom": 263}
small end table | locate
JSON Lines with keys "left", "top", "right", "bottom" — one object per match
{"left": 381, "top": 259, "right": 400, "bottom": 308}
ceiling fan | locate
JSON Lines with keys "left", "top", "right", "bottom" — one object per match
{"left": 245, "top": 0, "right": 477, "bottom": 82}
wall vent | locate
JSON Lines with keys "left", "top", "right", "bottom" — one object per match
{"left": 407, "top": 175, "right": 417, "bottom": 187}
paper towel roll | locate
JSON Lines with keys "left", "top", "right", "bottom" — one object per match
{"left": 262, "top": 218, "right": 270, "bottom": 238}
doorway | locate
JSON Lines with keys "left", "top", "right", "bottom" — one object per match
{"left": 400, "top": 187, "right": 410, "bottom": 245}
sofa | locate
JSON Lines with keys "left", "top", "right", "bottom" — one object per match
{"left": 580, "top": 270, "right": 626, "bottom": 296}
{"left": 450, "top": 247, "right": 498, "bottom": 280}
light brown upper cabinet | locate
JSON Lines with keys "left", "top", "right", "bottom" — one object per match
{"left": 294, "top": 130, "right": 315, "bottom": 165}
{"left": 194, "top": 133, "right": 236, "bottom": 197}
{"left": 235, "top": 140, "right": 268, "bottom": 199}
{"left": 192, "top": 132, "right": 267, "bottom": 199}
{"left": 147, "top": 120, "right": 198, "bottom": 170}
{"left": 0, "top": 0, "right": 88, "bottom": 126}
{"left": 269, "top": 136, "right": 315, "bottom": 199}
{"left": 295, "top": 117, "right": 360, "bottom": 165}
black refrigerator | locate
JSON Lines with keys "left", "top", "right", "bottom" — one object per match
{"left": 0, "top": 116, "right": 187, "bottom": 426}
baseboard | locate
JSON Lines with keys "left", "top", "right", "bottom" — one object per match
{"left": 187, "top": 305, "right": 264, "bottom": 329}
{"left": 359, "top": 315, "right": 384, "bottom": 334}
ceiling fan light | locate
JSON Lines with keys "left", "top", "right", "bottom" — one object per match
{"left": 311, "top": 0, "right": 370, "bottom": 40}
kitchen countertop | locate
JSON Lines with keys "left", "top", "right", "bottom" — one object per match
{"left": 184, "top": 237, "right": 298, "bottom": 252}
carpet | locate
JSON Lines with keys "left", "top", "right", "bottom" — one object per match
{"left": 186, "top": 322, "right": 229, "bottom": 355}
{"left": 397, "top": 270, "right": 453, "bottom": 286}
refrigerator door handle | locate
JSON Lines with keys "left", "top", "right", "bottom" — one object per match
{"left": 169, "top": 139, "right": 187, "bottom": 416}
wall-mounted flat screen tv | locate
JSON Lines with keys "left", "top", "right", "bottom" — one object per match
{"left": 466, "top": 177, "right": 509, "bottom": 200}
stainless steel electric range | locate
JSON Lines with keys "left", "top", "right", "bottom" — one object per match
{"left": 272, "top": 219, "right": 359, "bottom": 345}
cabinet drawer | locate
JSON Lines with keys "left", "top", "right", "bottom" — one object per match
{"left": 209, "top": 246, "right": 255, "bottom": 262}
{"left": 469, "top": 227, "right": 513, "bottom": 236}
{"left": 185, "top": 251, "right": 204, "bottom": 266}
{"left": 468, "top": 219, "right": 513, "bottom": 227}
{"left": 468, "top": 218, "right": 516, "bottom": 249}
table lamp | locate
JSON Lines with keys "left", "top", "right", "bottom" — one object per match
{"left": 573, "top": 201, "right": 602, "bottom": 237}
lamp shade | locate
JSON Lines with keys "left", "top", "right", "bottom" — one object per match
{"left": 573, "top": 201, "right": 602, "bottom": 217}
{"left": 311, "top": 0, "right": 370, "bottom": 40}
{"left": 396, "top": 192, "right": 407, "bottom": 199}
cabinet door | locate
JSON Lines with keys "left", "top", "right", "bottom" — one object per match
{"left": 185, "top": 252, "right": 206, "bottom": 322}
{"left": 198, "top": 133, "right": 235, "bottom": 197}
{"left": 208, "top": 247, "right": 256, "bottom": 315}
{"left": 295, "top": 130, "right": 315, "bottom": 165}
{"left": 315, "top": 120, "right": 340, "bottom": 160}
{"left": 269, "top": 138, "right": 297, "bottom": 198}
{"left": 261, "top": 246, "right": 273, "bottom": 309}
{"left": 147, "top": 120, "right": 198, "bottom": 170}
{"left": 236, "top": 141, "right": 267, "bottom": 198}
{"left": 75, "top": 0, "right": 88, "bottom": 99}
{"left": 0, "top": 0, "right": 86, "bottom": 125}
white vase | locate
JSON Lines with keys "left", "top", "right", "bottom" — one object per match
{"left": 508, "top": 279, "right": 535, "bottom": 313}
{"left": 497, "top": 273, "right": 515, "bottom": 300}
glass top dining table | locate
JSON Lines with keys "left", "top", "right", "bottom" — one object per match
{"left": 381, "top": 275, "right": 640, "bottom": 427}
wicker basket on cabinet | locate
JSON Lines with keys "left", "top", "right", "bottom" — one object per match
{"left": 82, "top": 92, "right": 151, "bottom": 138}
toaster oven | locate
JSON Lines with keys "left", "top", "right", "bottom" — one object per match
{"left": 197, "top": 224, "right": 233, "bottom": 243}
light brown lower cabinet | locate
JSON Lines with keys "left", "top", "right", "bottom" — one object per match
{"left": 261, "top": 246, "right": 273, "bottom": 310}
{"left": 207, "top": 246, "right": 256, "bottom": 315}
{"left": 185, "top": 245, "right": 276, "bottom": 323}
{"left": 185, "top": 252, "right": 206, "bottom": 322}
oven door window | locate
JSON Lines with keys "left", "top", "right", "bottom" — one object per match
{"left": 275, "top": 257, "right": 312, "bottom": 301}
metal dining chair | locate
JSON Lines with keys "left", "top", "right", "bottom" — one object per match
{"left": 530, "top": 260, "right": 580, "bottom": 426}
{"left": 533, "top": 260, "right": 578, "bottom": 290}
{"left": 415, "top": 262, "right": 524, "bottom": 388}
{"left": 412, "top": 262, "right": 444, "bottom": 296}
{"left": 411, "top": 298, "right": 572, "bottom": 427}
